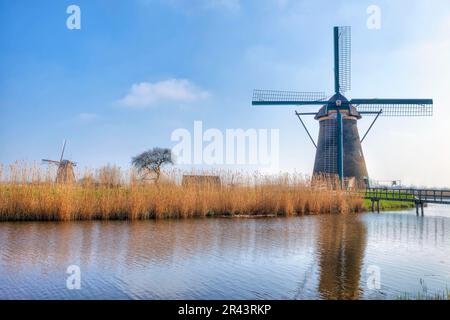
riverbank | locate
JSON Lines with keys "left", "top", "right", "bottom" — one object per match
{"left": 0, "top": 183, "right": 365, "bottom": 221}
{"left": 0, "top": 164, "right": 366, "bottom": 221}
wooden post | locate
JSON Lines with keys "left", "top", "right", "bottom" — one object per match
{"left": 415, "top": 202, "right": 419, "bottom": 216}
{"left": 377, "top": 200, "right": 380, "bottom": 213}
{"left": 420, "top": 202, "right": 424, "bottom": 216}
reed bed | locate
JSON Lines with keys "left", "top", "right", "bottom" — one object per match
{"left": 0, "top": 162, "right": 364, "bottom": 221}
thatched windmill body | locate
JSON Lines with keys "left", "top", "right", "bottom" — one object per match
{"left": 42, "top": 140, "right": 77, "bottom": 184}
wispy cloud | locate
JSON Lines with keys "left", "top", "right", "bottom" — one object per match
{"left": 118, "top": 79, "right": 210, "bottom": 108}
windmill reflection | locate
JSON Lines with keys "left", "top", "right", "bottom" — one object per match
{"left": 316, "top": 214, "right": 367, "bottom": 300}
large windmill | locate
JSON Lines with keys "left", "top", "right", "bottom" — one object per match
{"left": 42, "top": 140, "right": 77, "bottom": 184}
{"left": 252, "top": 26, "right": 433, "bottom": 187}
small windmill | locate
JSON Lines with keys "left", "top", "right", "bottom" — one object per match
{"left": 42, "top": 140, "right": 77, "bottom": 184}
{"left": 252, "top": 26, "right": 433, "bottom": 187}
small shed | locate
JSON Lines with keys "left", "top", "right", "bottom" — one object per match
{"left": 182, "top": 175, "right": 221, "bottom": 188}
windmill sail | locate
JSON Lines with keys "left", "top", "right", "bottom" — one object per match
{"left": 351, "top": 99, "right": 433, "bottom": 116}
{"left": 60, "top": 139, "right": 67, "bottom": 162}
{"left": 252, "top": 90, "right": 328, "bottom": 106}
{"left": 42, "top": 159, "right": 60, "bottom": 164}
{"left": 336, "top": 26, "right": 351, "bottom": 93}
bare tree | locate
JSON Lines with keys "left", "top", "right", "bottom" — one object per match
{"left": 132, "top": 148, "right": 173, "bottom": 184}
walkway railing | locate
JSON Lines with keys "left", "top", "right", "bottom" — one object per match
{"left": 362, "top": 187, "right": 450, "bottom": 215}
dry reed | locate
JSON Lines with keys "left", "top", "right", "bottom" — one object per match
{"left": 0, "top": 162, "right": 364, "bottom": 221}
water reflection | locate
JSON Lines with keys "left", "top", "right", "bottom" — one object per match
{"left": 316, "top": 214, "right": 366, "bottom": 300}
{"left": 0, "top": 206, "right": 449, "bottom": 299}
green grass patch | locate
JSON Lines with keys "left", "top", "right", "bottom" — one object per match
{"left": 361, "top": 189, "right": 416, "bottom": 211}
{"left": 363, "top": 199, "right": 415, "bottom": 211}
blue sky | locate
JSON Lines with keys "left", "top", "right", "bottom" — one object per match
{"left": 1, "top": 0, "right": 450, "bottom": 186}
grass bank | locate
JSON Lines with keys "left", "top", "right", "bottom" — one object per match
{"left": 363, "top": 199, "right": 415, "bottom": 211}
{"left": 0, "top": 163, "right": 365, "bottom": 221}
{"left": 363, "top": 189, "right": 416, "bottom": 211}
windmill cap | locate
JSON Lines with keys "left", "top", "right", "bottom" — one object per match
{"left": 327, "top": 93, "right": 348, "bottom": 105}
{"left": 314, "top": 93, "right": 361, "bottom": 119}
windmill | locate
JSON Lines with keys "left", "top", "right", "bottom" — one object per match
{"left": 252, "top": 26, "right": 433, "bottom": 188}
{"left": 42, "top": 140, "right": 77, "bottom": 184}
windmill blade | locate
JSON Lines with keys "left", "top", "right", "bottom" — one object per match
{"left": 351, "top": 99, "right": 433, "bottom": 116}
{"left": 42, "top": 159, "right": 60, "bottom": 165}
{"left": 334, "top": 26, "right": 351, "bottom": 93}
{"left": 60, "top": 139, "right": 67, "bottom": 162}
{"left": 252, "top": 89, "right": 328, "bottom": 106}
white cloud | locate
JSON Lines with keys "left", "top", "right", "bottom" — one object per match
{"left": 118, "top": 79, "right": 210, "bottom": 108}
